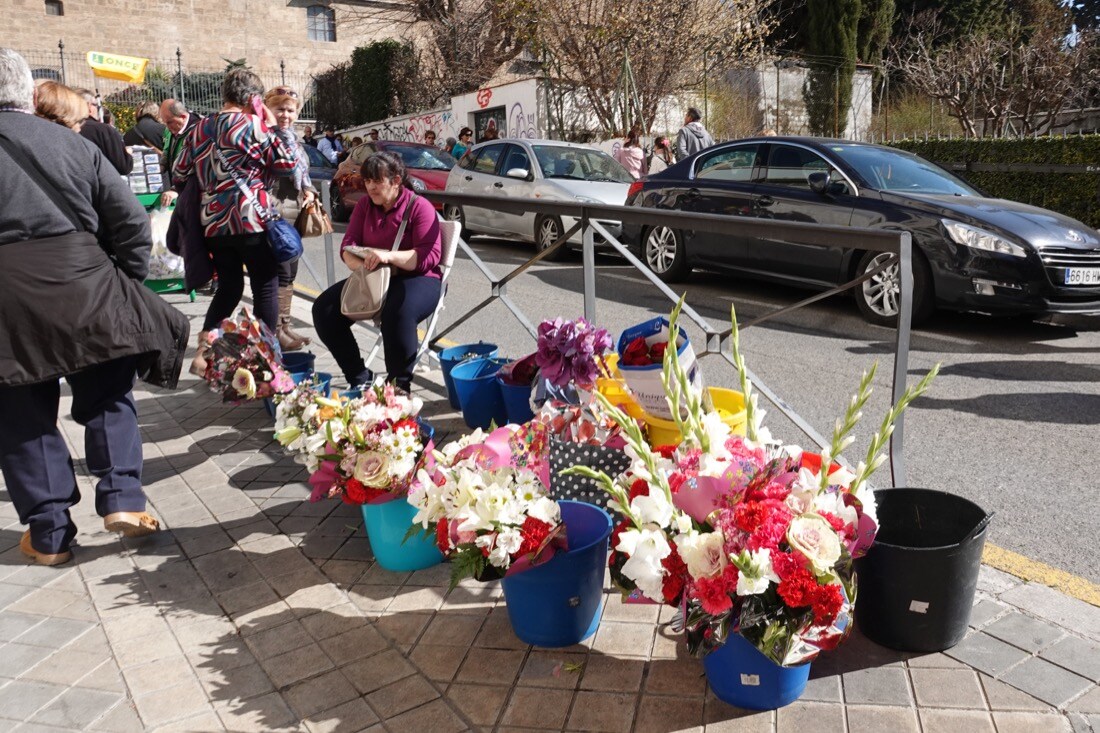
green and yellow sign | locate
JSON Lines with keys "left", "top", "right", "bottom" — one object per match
{"left": 86, "top": 51, "right": 149, "bottom": 84}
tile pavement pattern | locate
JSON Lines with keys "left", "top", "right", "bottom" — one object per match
{"left": 0, "top": 293, "right": 1097, "bottom": 732}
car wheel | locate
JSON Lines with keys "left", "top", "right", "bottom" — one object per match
{"left": 535, "top": 215, "right": 569, "bottom": 261}
{"left": 330, "top": 190, "right": 349, "bottom": 223}
{"left": 443, "top": 204, "right": 473, "bottom": 237}
{"left": 643, "top": 226, "right": 689, "bottom": 282}
{"left": 855, "top": 249, "right": 935, "bottom": 327}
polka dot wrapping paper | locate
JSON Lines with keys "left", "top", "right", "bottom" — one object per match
{"left": 547, "top": 436, "right": 631, "bottom": 509}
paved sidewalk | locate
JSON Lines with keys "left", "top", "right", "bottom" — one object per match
{"left": 0, "top": 292, "right": 1098, "bottom": 732}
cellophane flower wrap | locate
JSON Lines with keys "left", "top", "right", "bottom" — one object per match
{"left": 281, "top": 381, "right": 431, "bottom": 506}
{"left": 408, "top": 425, "right": 566, "bottom": 587}
{"left": 567, "top": 298, "right": 939, "bottom": 666}
{"left": 203, "top": 308, "right": 293, "bottom": 403}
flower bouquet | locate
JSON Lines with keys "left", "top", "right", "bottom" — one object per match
{"left": 203, "top": 308, "right": 293, "bottom": 403}
{"left": 569, "top": 298, "right": 939, "bottom": 676}
{"left": 409, "top": 425, "right": 566, "bottom": 587}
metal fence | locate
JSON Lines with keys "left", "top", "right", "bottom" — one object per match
{"left": 16, "top": 47, "right": 318, "bottom": 120}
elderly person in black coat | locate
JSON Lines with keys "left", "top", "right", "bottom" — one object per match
{"left": 0, "top": 49, "right": 189, "bottom": 566}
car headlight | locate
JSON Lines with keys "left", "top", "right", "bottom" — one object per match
{"left": 410, "top": 178, "right": 427, "bottom": 193}
{"left": 574, "top": 196, "right": 601, "bottom": 204}
{"left": 942, "top": 219, "right": 1027, "bottom": 258}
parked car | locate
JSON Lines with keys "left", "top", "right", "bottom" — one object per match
{"left": 623, "top": 136, "right": 1100, "bottom": 325}
{"left": 443, "top": 139, "right": 634, "bottom": 260}
{"left": 331, "top": 140, "right": 456, "bottom": 222}
{"left": 302, "top": 143, "right": 337, "bottom": 184}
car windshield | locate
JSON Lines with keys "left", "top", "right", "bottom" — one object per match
{"left": 304, "top": 145, "right": 331, "bottom": 168}
{"left": 385, "top": 145, "right": 456, "bottom": 171}
{"left": 827, "top": 145, "right": 980, "bottom": 196}
{"left": 532, "top": 145, "right": 633, "bottom": 183}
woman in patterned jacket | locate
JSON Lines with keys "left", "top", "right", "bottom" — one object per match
{"left": 172, "top": 69, "right": 297, "bottom": 376}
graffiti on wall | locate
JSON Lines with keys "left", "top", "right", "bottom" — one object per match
{"left": 370, "top": 110, "right": 459, "bottom": 144}
{"left": 508, "top": 102, "right": 537, "bottom": 139}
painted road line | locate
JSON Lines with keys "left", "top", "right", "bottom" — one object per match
{"left": 294, "top": 284, "right": 458, "bottom": 348}
{"left": 985, "top": 543, "right": 1100, "bottom": 607}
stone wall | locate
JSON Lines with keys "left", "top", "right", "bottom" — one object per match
{"left": 8, "top": 0, "right": 400, "bottom": 75}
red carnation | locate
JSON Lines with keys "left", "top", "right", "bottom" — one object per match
{"left": 769, "top": 550, "right": 803, "bottom": 580}
{"left": 667, "top": 472, "right": 686, "bottom": 495}
{"left": 734, "top": 501, "right": 769, "bottom": 533}
{"left": 653, "top": 444, "right": 678, "bottom": 460}
{"left": 660, "top": 546, "right": 688, "bottom": 605}
{"left": 747, "top": 511, "right": 792, "bottom": 552}
{"left": 818, "top": 512, "right": 847, "bottom": 534}
{"left": 812, "top": 583, "right": 844, "bottom": 625}
{"left": 777, "top": 565, "right": 818, "bottom": 609}
{"left": 628, "top": 479, "right": 651, "bottom": 502}
{"left": 435, "top": 518, "right": 451, "bottom": 554}
{"left": 517, "top": 516, "right": 552, "bottom": 557}
{"left": 692, "top": 565, "right": 739, "bottom": 615}
{"left": 342, "top": 478, "right": 369, "bottom": 505}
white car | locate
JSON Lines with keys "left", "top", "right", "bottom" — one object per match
{"left": 443, "top": 139, "right": 634, "bottom": 260}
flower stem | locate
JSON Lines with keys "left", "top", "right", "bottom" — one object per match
{"left": 729, "top": 303, "right": 757, "bottom": 442}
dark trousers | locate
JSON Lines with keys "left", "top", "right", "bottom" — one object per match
{"left": 203, "top": 233, "right": 279, "bottom": 332}
{"left": 277, "top": 258, "right": 299, "bottom": 288}
{"left": 313, "top": 274, "right": 442, "bottom": 391}
{"left": 0, "top": 357, "right": 145, "bottom": 554}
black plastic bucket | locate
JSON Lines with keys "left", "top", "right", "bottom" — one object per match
{"left": 855, "top": 488, "right": 992, "bottom": 652}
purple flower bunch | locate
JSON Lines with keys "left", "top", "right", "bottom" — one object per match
{"left": 535, "top": 317, "right": 613, "bottom": 389}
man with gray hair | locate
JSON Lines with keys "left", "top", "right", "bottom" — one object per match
{"left": 74, "top": 87, "right": 132, "bottom": 175}
{"left": 0, "top": 48, "right": 189, "bottom": 566}
{"left": 159, "top": 97, "right": 197, "bottom": 206}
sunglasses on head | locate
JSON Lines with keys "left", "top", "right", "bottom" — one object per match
{"left": 272, "top": 86, "right": 299, "bottom": 99}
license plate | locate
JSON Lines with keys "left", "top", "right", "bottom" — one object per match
{"left": 1064, "top": 268, "right": 1100, "bottom": 285}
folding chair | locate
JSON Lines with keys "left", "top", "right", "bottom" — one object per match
{"left": 362, "top": 217, "right": 461, "bottom": 372}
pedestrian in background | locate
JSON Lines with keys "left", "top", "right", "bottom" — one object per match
{"left": 159, "top": 98, "right": 198, "bottom": 207}
{"left": 443, "top": 137, "right": 457, "bottom": 155}
{"left": 451, "top": 127, "right": 473, "bottom": 158}
{"left": 317, "top": 125, "right": 343, "bottom": 164}
{"left": 351, "top": 136, "right": 363, "bottom": 148}
{"left": 301, "top": 125, "right": 316, "bottom": 147}
{"left": 648, "top": 136, "right": 674, "bottom": 173}
{"left": 614, "top": 124, "right": 647, "bottom": 179}
{"left": 172, "top": 68, "right": 298, "bottom": 375}
{"left": 674, "top": 107, "right": 714, "bottom": 161}
{"left": 424, "top": 130, "right": 436, "bottom": 147}
{"left": 123, "top": 100, "right": 166, "bottom": 152}
{"left": 368, "top": 129, "right": 379, "bottom": 142}
{"left": 264, "top": 84, "right": 317, "bottom": 351}
{"left": 0, "top": 49, "right": 189, "bottom": 565}
{"left": 74, "top": 87, "right": 132, "bottom": 175}
{"left": 34, "top": 81, "right": 85, "bottom": 132}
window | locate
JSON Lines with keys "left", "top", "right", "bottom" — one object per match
{"left": 501, "top": 145, "right": 531, "bottom": 176}
{"left": 458, "top": 148, "right": 479, "bottom": 170}
{"left": 473, "top": 144, "right": 504, "bottom": 175}
{"left": 763, "top": 145, "right": 831, "bottom": 189}
{"left": 307, "top": 5, "right": 336, "bottom": 42}
{"left": 531, "top": 145, "right": 633, "bottom": 183}
{"left": 695, "top": 145, "right": 760, "bottom": 182}
{"left": 44, "top": 0, "right": 63, "bottom": 15}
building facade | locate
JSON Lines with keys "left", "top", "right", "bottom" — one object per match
{"left": 7, "top": 0, "right": 396, "bottom": 75}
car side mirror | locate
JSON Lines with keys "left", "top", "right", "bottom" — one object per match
{"left": 506, "top": 168, "right": 531, "bottom": 181}
{"left": 807, "top": 171, "right": 830, "bottom": 195}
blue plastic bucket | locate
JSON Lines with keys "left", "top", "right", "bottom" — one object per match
{"left": 440, "top": 343, "right": 499, "bottom": 410}
{"left": 497, "top": 373, "right": 535, "bottom": 424}
{"left": 703, "top": 632, "right": 811, "bottom": 710}
{"left": 314, "top": 372, "right": 333, "bottom": 396}
{"left": 500, "top": 501, "right": 612, "bottom": 648}
{"left": 339, "top": 388, "right": 363, "bottom": 400}
{"left": 361, "top": 499, "right": 442, "bottom": 572}
{"left": 451, "top": 357, "right": 508, "bottom": 430}
{"left": 282, "top": 351, "right": 315, "bottom": 374}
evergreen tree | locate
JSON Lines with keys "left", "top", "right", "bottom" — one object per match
{"left": 804, "top": 0, "right": 861, "bottom": 136}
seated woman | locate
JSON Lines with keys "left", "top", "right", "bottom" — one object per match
{"left": 312, "top": 151, "right": 442, "bottom": 392}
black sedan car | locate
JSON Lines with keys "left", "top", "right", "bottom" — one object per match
{"left": 623, "top": 137, "right": 1100, "bottom": 325}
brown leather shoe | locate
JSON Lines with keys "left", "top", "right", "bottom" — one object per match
{"left": 103, "top": 512, "right": 160, "bottom": 538}
{"left": 20, "top": 531, "right": 72, "bottom": 566}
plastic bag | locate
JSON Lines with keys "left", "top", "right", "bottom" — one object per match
{"left": 146, "top": 207, "right": 185, "bottom": 279}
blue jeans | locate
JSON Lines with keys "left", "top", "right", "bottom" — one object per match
{"left": 0, "top": 357, "right": 146, "bottom": 553}
{"left": 313, "top": 274, "right": 442, "bottom": 391}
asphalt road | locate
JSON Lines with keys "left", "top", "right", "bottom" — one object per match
{"left": 299, "top": 226, "right": 1100, "bottom": 584}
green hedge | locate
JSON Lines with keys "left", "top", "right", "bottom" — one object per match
{"left": 890, "top": 137, "right": 1100, "bottom": 229}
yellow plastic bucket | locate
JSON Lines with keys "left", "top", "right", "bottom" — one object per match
{"left": 644, "top": 387, "right": 747, "bottom": 447}
{"left": 596, "top": 377, "right": 646, "bottom": 420}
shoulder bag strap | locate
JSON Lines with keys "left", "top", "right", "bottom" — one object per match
{"left": 0, "top": 132, "right": 84, "bottom": 231}
{"left": 212, "top": 138, "right": 274, "bottom": 225}
{"left": 390, "top": 192, "right": 419, "bottom": 252}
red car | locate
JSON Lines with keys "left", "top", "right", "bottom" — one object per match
{"left": 331, "top": 140, "right": 457, "bottom": 221}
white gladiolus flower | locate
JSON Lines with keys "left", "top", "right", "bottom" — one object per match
{"left": 616, "top": 528, "right": 671, "bottom": 601}
{"left": 734, "top": 548, "right": 780, "bottom": 596}
{"left": 630, "top": 490, "right": 674, "bottom": 528}
{"left": 528, "top": 496, "right": 561, "bottom": 525}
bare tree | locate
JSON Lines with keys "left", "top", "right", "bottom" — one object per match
{"left": 342, "top": 0, "right": 537, "bottom": 101}
{"left": 890, "top": 10, "right": 1097, "bottom": 136}
{"left": 531, "top": 0, "right": 775, "bottom": 137}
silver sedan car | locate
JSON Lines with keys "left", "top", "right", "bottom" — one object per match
{"left": 443, "top": 139, "right": 634, "bottom": 260}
